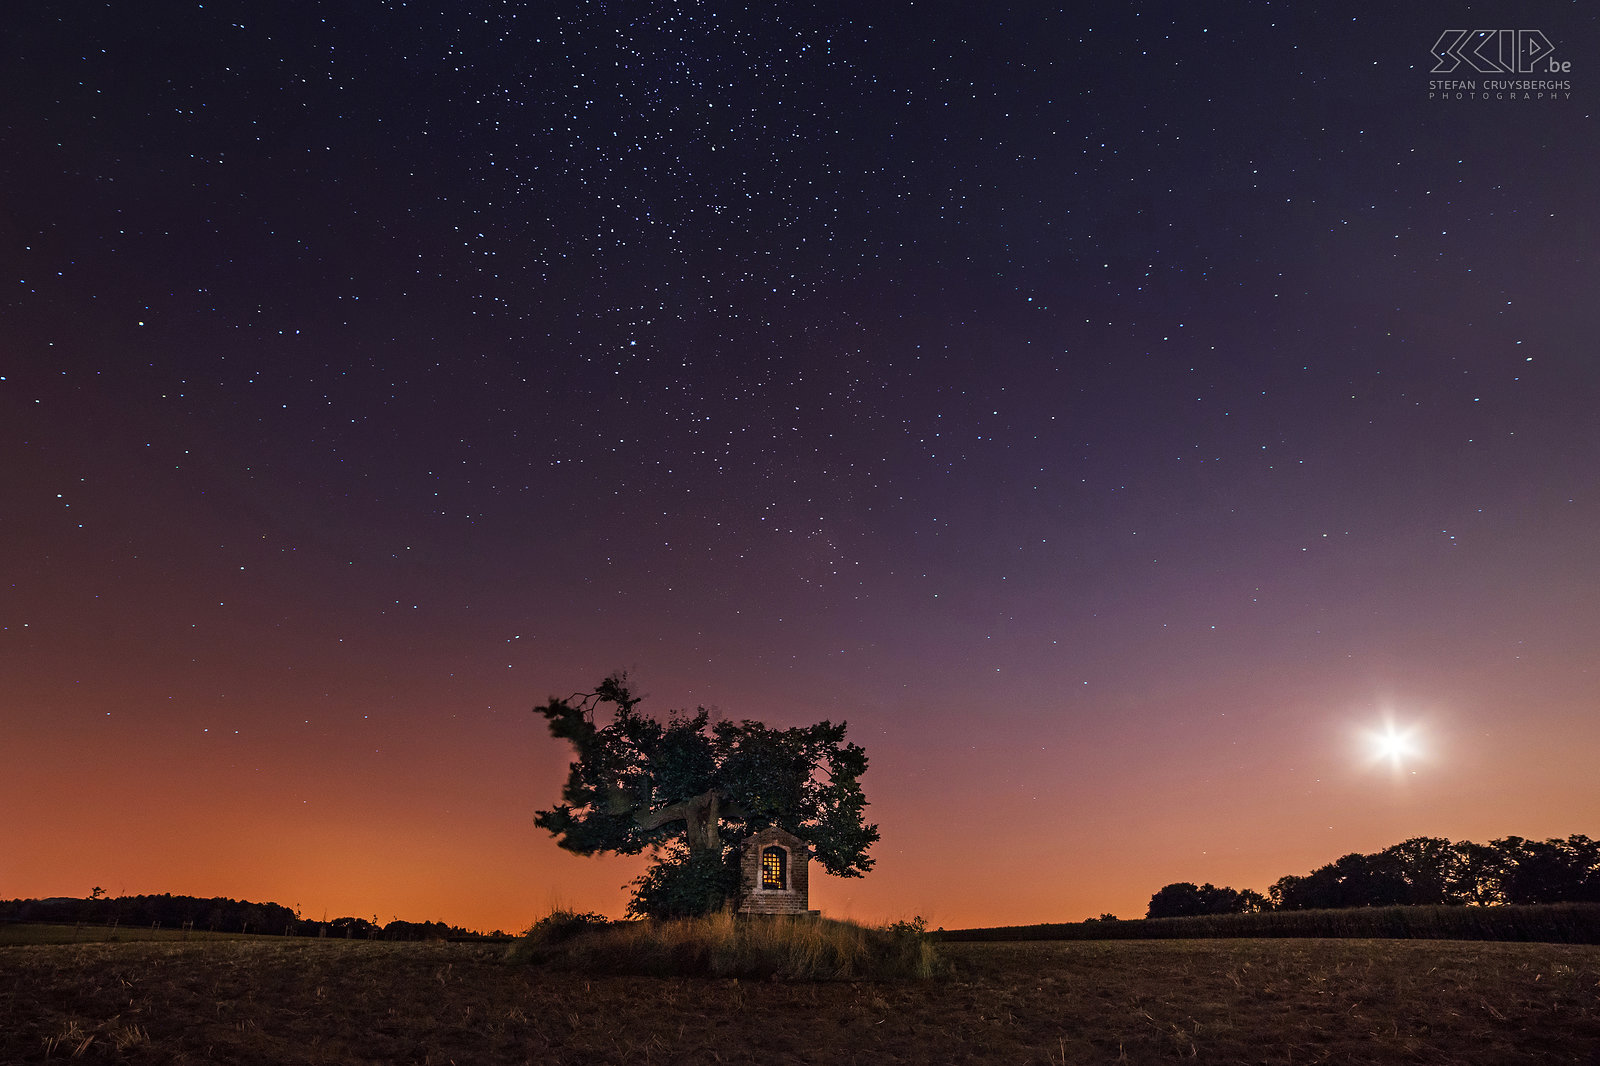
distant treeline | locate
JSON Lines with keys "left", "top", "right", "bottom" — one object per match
{"left": 0, "top": 895, "right": 505, "bottom": 940}
{"left": 1147, "top": 834, "right": 1600, "bottom": 919}
{"left": 939, "top": 902, "right": 1600, "bottom": 945}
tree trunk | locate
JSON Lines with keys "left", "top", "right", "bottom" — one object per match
{"left": 633, "top": 789, "right": 724, "bottom": 853}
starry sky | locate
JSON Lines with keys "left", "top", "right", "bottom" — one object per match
{"left": 4, "top": 2, "right": 1598, "bottom": 932}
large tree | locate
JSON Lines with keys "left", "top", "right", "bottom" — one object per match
{"left": 533, "top": 673, "right": 879, "bottom": 918}
{"left": 1146, "top": 881, "right": 1264, "bottom": 919}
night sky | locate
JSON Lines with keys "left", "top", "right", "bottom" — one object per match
{"left": 5, "top": 3, "right": 1598, "bottom": 932}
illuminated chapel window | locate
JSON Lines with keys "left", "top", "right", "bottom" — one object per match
{"left": 761, "top": 845, "right": 787, "bottom": 889}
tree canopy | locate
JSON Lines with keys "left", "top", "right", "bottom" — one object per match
{"left": 1146, "top": 882, "right": 1267, "bottom": 919}
{"left": 1147, "top": 834, "right": 1600, "bottom": 918}
{"left": 1267, "top": 835, "right": 1600, "bottom": 910}
{"left": 533, "top": 673, "right": 879, "bottom": 918}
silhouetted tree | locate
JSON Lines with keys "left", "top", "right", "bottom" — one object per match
{"left": 1450, "top": 840, "right": 1506, "bottom": 905}
{"left": 384, "top": 919, "right": 455, "bottom": 940}
{"left": 1147, "top": 882, "right": 1202, "bottom": 918}
{"left": 1271, "top": 852, "right": 1409, "bottom": 910}
{"left": 1379, "top": 837, "right": 1460, "bottom": 905}
{"left": 1263, "top": 834, "right": 1600, "bottom": 912}
{"left": 1236, "top": 888, "right": 1269, "bottom": 913}
{"left": 0, "top": 893, "right": 294, "bottom": 931}
{"left": 329, "top": 916, "right": 379, "bottom": 939}
{"left": 1338, "top": 850, "right": 1409, "bottom": 907}
{"left": 1491, "top": 835, "right": 1600, "bottom": 904}
{"left": 1268, "top": 874, "right": 1303, "bottom": 910}
{"left": 1147, "top": 882, "right": 1260, "bottom": 919}
{"left": 533, "top": 672, "right": 879, "bottom": 918}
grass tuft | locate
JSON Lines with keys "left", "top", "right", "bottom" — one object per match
{"left": 507, "top": 910, "right": 938, "bottom": 980}
{"left": 518, "top": 909, "right": 613, "bottom": 948}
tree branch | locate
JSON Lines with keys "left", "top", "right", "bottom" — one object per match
{"left": 631, "top": 789, "right": 731, "bottom": 853}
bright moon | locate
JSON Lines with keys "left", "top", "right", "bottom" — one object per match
{"left": 1369, "top": 722, "right": 1421, "bottom": 767}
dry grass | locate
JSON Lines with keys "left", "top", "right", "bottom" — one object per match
{"left": 2, "top": 934, "right": 1598, "bottom": 1063}
{"left": 508, "top": 910, "right": 937, "bottom": 980}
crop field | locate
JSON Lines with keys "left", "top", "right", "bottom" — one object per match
{"left": 2, "top": 929, "right": 1598, "bottom": 1064}
{"left": 943, "top": 903, "right": 1600, "bottom": 945}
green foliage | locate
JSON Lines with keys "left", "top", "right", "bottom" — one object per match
{"left": 532, "top": 675, "right": 694, "bottom": 858}
{"left": 533, "top": 672, "right": 880, "bottom": 917}
{"left": 509, "top": 911, "right": 938, "bottom": 980}
{"left": 708, "top": 715, "right": 877, "bottom": 876}
{"left": 626, "top": 845, "right": 742, "bottom": 920}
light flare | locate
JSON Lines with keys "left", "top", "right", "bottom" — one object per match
{"left": 1367, "top": 721, "right": 1422, "bottom": 769}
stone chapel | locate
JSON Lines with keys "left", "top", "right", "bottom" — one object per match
{"left": 737, "top": 826, "right": 812, "bottom": 915}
